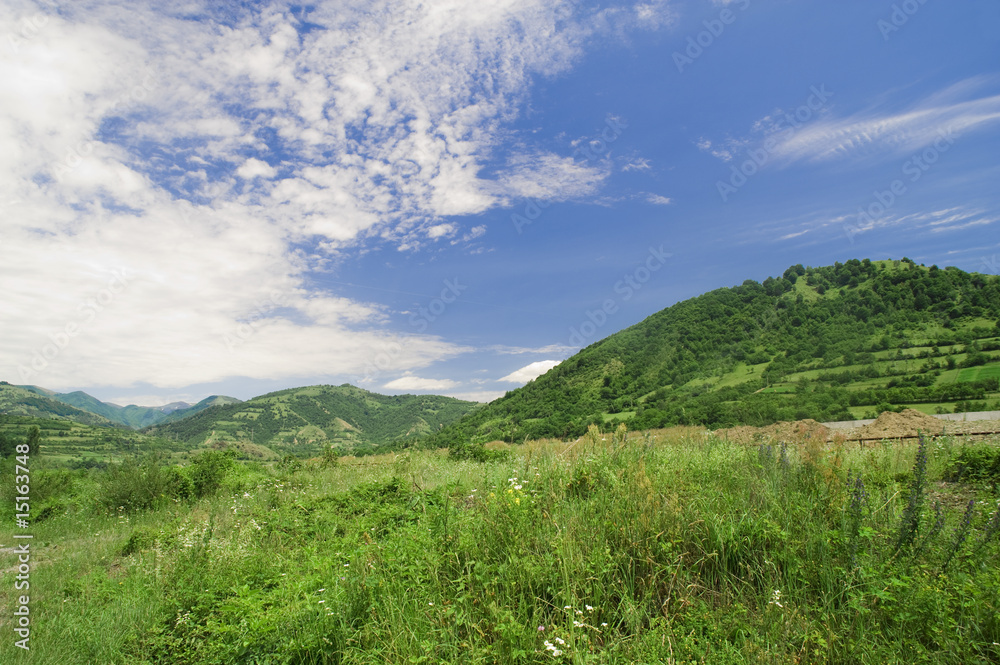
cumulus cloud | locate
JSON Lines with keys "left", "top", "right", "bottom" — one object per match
{"left": 0, "top": 0, "right": 668, "bottom": 391}
{"left": 499, "top": 360, "right": 561, "bottom": 384}
{"left": 383, "top": 375, "right": 459, "bottom": 391}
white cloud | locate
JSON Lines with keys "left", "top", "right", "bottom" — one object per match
{"left": 645, "top": 193, "right": 672, "bottom": 205}
{"left": 771, "top": 78, "right": 1000, "bottom": 164}
{"left": 237, "top": 158, "right": 277, "bottom": 180}
{"left": 499, "top": 359, "right": 561, "bottom": 384}
{"left": 0, "top": 0, "right": 671, "bottom": 393}
{"left": 383, "top": 375, "right": 459, "bottom": 391}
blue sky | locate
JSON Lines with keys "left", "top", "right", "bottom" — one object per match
{"left": 2, "top": 0, "right": 999, "bottom": 407}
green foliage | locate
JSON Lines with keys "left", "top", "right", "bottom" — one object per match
{"left": 99, "top": 456, "right": 181, "bottom": 512}
{"left": 423, "top": 260, "right": 1000, "bottom": 447}
{"left": 148, "top": 384, "right": 478, "bottom": 456}
{"left": 944, "top": 444, "right": 1000, "bottom": 486}
{"left": 189, "top": 449, "right": 239, "bottom": 498}
{"left": 3, "top": 432, "right": 1000, "bottom": 664}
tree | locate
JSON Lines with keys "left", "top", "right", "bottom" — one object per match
{"left": 26, "top": 425, "right": 41, "bottom": 455}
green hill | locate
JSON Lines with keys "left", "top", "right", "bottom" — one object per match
{"left": 145, "top": 384, "right": 480, "bottom": 456}
{"left": 423, "top": 259, "right": 1000, "bottom": 453}
{"left": 16, "top": 386, "right": 242, "bottom": 428}
{"left": 0, "top": 382, "right": 117, "bottom": 428}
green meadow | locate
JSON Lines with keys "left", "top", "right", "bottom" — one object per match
{"left": 2, "top": 426, "right": 999, "bottom": 664}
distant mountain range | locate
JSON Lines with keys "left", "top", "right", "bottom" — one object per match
{"left": 144, "top": 384, "right": 480, "bottom": 455}
{"left": 0, "top": 382, "right": 118, "bottom": 427}
{"left": 1, "top": 383, "right": 242, "bottom": 428}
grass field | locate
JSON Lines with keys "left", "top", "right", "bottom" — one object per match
{"left": 2, "top": 427, "right": 999, "bottom": 664}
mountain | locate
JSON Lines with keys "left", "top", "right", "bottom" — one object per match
{"left": 421, "top": 259, "right": 1000, "bottom": 454}
{"left": 0, "top": 382, "right": 117, "bottom": 427}
{"left": 15, "top": 386, "right": 242, "bottom": 428}
{"left": 157, "top": 395, "right": 244, "bottom": 424}
{"left": 144, "top": 384, "right": 480, "bottom": 455}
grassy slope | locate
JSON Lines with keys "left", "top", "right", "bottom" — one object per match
{"left": 0, "top": 383, "right": 117, "bottom": 428}
{"left": 421, "top": 260, "right": 1000, "bottom": 451}
{"left": 146, "top": 384, "right": 480, "bottom": 455}
{"left": 1, "top": 429, "right": 998, "bottom": 664}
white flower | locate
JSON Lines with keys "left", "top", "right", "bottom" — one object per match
{"left": 585, "top": 605, "right": 593, "bottom": 611}
{"left": 555, "top": 637, "right": 565, "bottom": 645}
{"left": 769, "top": 589, "right": 783, "bottom": 608}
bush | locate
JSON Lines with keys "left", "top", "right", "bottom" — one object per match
{"left": 944, "top": 445, "right": 1000, "bottom": 485}
{"left": 188, "top": 449, "right": 238, "bottom": 498}
{"left": 99, "top": 456, "right": 177, "bottom": 512}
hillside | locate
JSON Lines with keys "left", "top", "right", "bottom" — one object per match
{"left": 16, "top": 386, "right": 243, "bottom": 428}
{"left": 0, "top": 382, "right": 117, "bottom": 428}
{"left": 422, "top": 259, "right": 1000, "bottom": 452}
{"left": 145, "top": 384, "right": 480, "bottom": 455}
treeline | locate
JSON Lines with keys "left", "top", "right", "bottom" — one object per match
{"left": 421, "top": 259, "right": 1000, "bottom": 453}
{"left": 147, "top": 386, "right": 478, "bottom": 453}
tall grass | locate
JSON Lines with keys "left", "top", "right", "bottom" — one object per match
{"left": 1, "top": 431, "right": 998, "bottom": 664}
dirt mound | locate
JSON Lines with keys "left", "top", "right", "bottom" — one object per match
{"left": 715, "top": 419, "right": 829, "bottom": 444}
{"left": 760, "top": 419, "right": 830, "bottom": 443}
{"left": 857, "top": 409, "right": 945, "bottom": 440}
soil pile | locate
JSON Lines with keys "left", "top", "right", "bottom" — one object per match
{"left": 760, "top": 419, "right": 830, "bottom": 443}
{"left": 857, "top": 409, "right": 945, "bottom": 440}
{"left": 715, "top": 419, "right": 829, "bottom": 444}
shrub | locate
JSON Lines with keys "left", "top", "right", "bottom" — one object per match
{"left": 944, "top": 444, "right": 1000, "bottom": 485}
{"left": 99, "top": 456, "right": 176, "bottom": 512}
{"left": 188, "top": 449, "right": 238, "bottom": 498}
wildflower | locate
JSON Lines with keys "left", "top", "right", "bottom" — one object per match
{"left": 318, "top": 600, "right": 325, "bottom": 604}
{"left": 429, "top": 602, "right": 434, "bottom": 606}
{"left": 318, "top": 589, "right": 325, "bottom": 592}
{"left": 514, "top": 485, "right": 522, "bottom": 490}
{"left": 585, "top": 605, "right": 593, "bottom": 611}
{"left": 538, "top": 625, "right": 545, "bottom": 632}
{"left": 564, "top": 605, "right": 571, "bottom": 609}
{"left": 769, "top": 589, "right": 783, "bottom": 608}
{"left": 555, "top": 637, "right": 565, "bottom": 645}
{"left": 601, "top": 622, "right": 608, "bottom": 627}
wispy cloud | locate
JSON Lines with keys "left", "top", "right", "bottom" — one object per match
{"left": 771, "top": 77, "right": 1000, "bottom": 164}
{"left": 0, "top": 1, "right": 668, "bottom": 390}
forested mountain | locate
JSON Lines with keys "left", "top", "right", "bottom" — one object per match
{"left": 0, "top": 382, "right": 117, "bottom": 427}
{"left": 145, "top": 384, "right": 479, "bottom": 456}
{"left": 422, "top": 259, "right": 1000, "bottom": 453}
{"left": 15, "top": 386, "right": 242, "bottom": 428}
